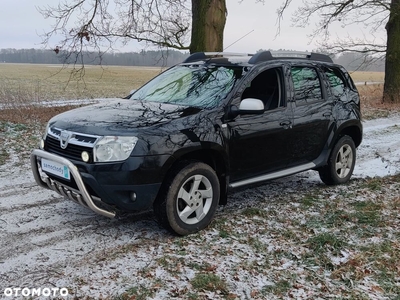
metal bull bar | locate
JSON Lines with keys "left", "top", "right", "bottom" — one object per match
{"left": 30, "top": 149, "right": 116, "bottom": 218}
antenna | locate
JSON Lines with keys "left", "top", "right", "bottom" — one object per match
{"left": 182, "top": 30, "right": 255, "bottom": 63}
{"left": 224, "top": 30, "right": 254, "bottom": 51}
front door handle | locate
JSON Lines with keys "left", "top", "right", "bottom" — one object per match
{"left": 280, "top": 121, "right": 292, "bottom": 129}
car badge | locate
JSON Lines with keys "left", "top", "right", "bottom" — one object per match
{"left": 60, "top": 130, "right": 72, "bottom": 149}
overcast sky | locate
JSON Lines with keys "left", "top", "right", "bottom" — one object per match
{"left": 0, "top": 0, "right": 386, "bottom": 53}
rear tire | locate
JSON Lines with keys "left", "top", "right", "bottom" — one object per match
{"left": 154, "top": 161, "right": 220, "bottom": 236}
{"left": 319, "top": 135, "right": 356, "bottom": 185}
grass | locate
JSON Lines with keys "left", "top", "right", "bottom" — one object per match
{"left": 301, "top": 194, "right": 319, "bottom": 207}
{"left": 117, "top": 282, "right": 162, "bottom": 300}
{"left": 0, "top": 121, "right": 42, "bottom": 167}
{"left": 191, "top": 273, "right": 228, "bottom": 294}
{"left": 125, "top": 173, "right": 398, "bottom": 298}
{"left": 357, "top": 84, "right": 400, "bottom": 119}
{"left": 262, "top": 279, "right": 292, "bottom": 295}
{"left": 307, "top": 232, "right": 347, "bottom": 254}
{"left": 350, "top": 201, "right": 382, "bottom": 226}
{"left": 0, "top": 148, "right": 8, "bottom": 165}
{"left": 241, "top": 207, "right": 268, "bottom": 218}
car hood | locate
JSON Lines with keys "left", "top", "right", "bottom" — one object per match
{"left": 48, "top": 98, "right": 203, "bottom": 136}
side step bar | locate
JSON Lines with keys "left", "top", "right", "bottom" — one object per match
{"left": 229, "top": 162, "right": 316, "bottom": 188}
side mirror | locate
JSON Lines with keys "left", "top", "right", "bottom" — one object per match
{"left": 238, "top": 98, "right": 265, "bottom": 114}
{"left": 228, "top": 98, "right": 265, "bottom": 119}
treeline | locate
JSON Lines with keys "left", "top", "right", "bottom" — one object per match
{"left": 0, "top": 48, "right": 189, "bottom": 67}
{"left": 334, "top": 52, "right": 385, "bottom": 72}
{"left": 0, "top": 48, "right": 385, "bottom": 71}
{"left": 256, "top": 48, "right": 385, "bottom": 72}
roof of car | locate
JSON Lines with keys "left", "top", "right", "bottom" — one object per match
{"left": 183, "top": 51, "right": 333, "bottom": 65}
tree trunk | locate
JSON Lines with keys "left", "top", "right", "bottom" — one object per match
{"left": 190, "top": 0, "right": 227, "bottom": 53}
{"left": 383, "top": 0, "right": 400, "bottom": 103}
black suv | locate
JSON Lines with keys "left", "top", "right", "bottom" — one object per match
{"left": 31, "top": 51, "right": 362, "bottom": 235}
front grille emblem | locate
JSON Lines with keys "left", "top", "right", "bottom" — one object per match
{"left": 60, "top": 130, "right": 72, "bottom": 149}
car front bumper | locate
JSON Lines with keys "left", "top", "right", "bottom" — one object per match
{"left": 30, "top": 149, "right": 164, "bottom": 218}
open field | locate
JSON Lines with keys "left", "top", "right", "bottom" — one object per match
{"left": 349, "top": 71, "right": 384, "bottom": 83}
{"left": 0, "top": 63, "right": 163, "bottom": 101}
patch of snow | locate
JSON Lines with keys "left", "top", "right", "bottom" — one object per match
{"left": 354, "top": 115, "right": 400, "bottom": 178}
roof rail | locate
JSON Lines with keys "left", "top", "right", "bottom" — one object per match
{"left": 249, "top": 51, "right": 333, "bottom": 64}
{"left": 183, "top": 52, "right": 251, "bottom": 63}
{"left": 183, "top": 52, "right": 207, "bottom": 63}
{"left": 183, "top": 51, "right": 333, "bottom": 64}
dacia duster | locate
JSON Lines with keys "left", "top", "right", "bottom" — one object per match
{"left": 31, "top": 51, "right": 362, "bottom": 235}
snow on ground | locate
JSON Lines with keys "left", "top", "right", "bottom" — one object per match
{"left": 0, "top": 115, "right": 399, "bottom": 299}
{"left": 353, "top": 115, "right": 400, "bottom": 178}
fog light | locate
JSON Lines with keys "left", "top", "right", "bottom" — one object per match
{"left": 130, "top": 192, "right": 137, "bottom": 202}
{"left": 81, "top": 151, "right": 90, "bottom": 162}
{"left": 40, "top": 139, "right": 45, "bottom": 149}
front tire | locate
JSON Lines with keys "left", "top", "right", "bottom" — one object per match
{"left": 319, "top": 135, "right": 356, "bottom": 185}
{"left": 154, "top": 161, "right": 220, "bottom": 236}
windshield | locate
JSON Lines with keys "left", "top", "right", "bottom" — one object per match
{"left": 130, "top": 64, "right": 242, "bottom": 108}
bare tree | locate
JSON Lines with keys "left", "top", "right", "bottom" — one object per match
{"left": 39, "top": 0, "right": 227, "bottom": 56}
{"left": 276, "top": 0, "right": 400, "bottom": 103}
{"left": 40, "top": 0, "right": 190, "bottom": 61}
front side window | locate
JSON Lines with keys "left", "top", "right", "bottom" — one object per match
{"left": 291, "top": 66, "right": 322, "bottom": 104}
{"left": 131, "top": 65, "right": 242, "bottom": 108}
{"left": 241, "top": 67, "right": 284, "bottom": 110}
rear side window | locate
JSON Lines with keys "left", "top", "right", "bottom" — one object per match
{"left": 324, "top": 67, "right": 346, "bottom": 98}
{"left": 291, "top": 66, "right": 322, "bottom": 104}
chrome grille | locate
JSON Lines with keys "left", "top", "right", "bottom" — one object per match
{"left": 45, "top": 127, "right": 101, "bottom": 162}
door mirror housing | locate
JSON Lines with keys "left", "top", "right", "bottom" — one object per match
{"left": 228, "top": 98, "right": 265, "bottom": 119}
{"left": 239, "top": 98, "right": 265, "bottom": 114}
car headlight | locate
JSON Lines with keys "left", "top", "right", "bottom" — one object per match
{"left": 43, "top": 123, "right": 50, "bottom": 139}
{"left": 40, "top": 123, "right": 50, "bottom": 149}
{"left": 94, "top": 136, "right": 138, "bottom": 162}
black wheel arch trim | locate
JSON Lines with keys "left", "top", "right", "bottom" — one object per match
{"left": 328, "top": 120, "right": 362, "bottom": 150}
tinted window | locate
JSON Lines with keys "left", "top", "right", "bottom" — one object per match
{"left": 324, "top": 67, "right": 346, "bottom": 98}
{"left": 291, "top": 66, "right": 322, "bottom": 103}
